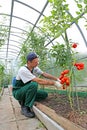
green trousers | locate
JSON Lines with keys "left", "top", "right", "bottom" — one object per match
{"left": 12, "top": 81, "right": 48, "bottom": 108}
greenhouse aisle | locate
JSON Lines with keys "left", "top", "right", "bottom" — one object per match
{"left": 0, "top": 87, "right": 46, "bottom": 130}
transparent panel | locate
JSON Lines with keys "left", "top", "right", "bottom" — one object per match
{"left": 13, "top": 1, "right": 40, "bottom": 24}
{"left": 0, "top": 0, "right": 11, "bottom": 14}
{"left": 17, "top": 0, "right": 48, "bottom": 12}
{"left": 67, "top": 23, "right": 87, "bottom": 53}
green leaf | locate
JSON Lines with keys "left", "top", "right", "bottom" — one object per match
{"left": 84, "top": 0, "right": 87, "bottom": 4}
{"left": 76, "top": 11, "right": 81, "bottom": 15}
{"left": 77, "top": 4, "right": 82, "bottom": 8}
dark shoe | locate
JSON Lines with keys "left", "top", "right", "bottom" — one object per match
{"left": 28, "top": 107, "right": 35, "bottom": 116}
{"left": 21, "top": 106, "right": 35, "bottom": 118}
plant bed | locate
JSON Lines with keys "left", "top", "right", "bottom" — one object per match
{"left": 0, "top": 87, "right": 4, "bottom": 98}
{"left": 38, "top": 92, "right": 87, "bottom": 130}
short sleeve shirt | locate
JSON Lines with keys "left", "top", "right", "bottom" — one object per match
{"left": 16, "top": 66, "right": 43, "bottom": 84}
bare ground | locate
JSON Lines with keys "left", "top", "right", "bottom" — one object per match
{"left": 41, "top": 93, "right": 87, "bottom": 129}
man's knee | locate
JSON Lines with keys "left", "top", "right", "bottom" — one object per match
{"left": 45, "top": 92, "right": 48, "bottom": 98}
{"left": 30, "top": 82, "right": 38, "bottom": 90}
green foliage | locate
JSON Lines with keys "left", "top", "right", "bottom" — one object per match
{"left": 41, "top": 0, "right": 87, "bottom": 38}
{"left": 0, "top": 26, "right": 8, "bottom": 47}
{"left": 41, "top": 0, "right": 71, "bottom": 37}
{"left": 20, "top": 30, "right": 49, "bottom": 70}
{"left": 50, "top": 43, "right": 72, "bottom": 68}
{"left": 0, "top": 16, "right": 8, "bottom": 47}
{"left": 0, "top": 64, "right": 5, "bottom": 87}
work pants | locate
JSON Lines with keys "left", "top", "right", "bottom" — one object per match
{"left": 12, "top": 82, "right": 48, "bottom": 108}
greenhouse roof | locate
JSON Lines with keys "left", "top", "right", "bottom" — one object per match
{"left": 0, "top": 0, "right": 87, "bottom": 66}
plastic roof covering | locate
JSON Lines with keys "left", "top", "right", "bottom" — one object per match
{"left": 0, "top": 0, "right": 49, "bottom": 62}
{"left": 0, "top": 0, "right": 87, "bottom": 65}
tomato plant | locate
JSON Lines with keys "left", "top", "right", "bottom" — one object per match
{"left": 50, "top": 41, "right": 84, "bottom": 110}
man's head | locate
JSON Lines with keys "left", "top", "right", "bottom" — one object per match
{"left": 26, "top": 52, "right": 39, "bottom": 67}
{"left": 27, "top": 52, "right": 38, "bottom": 61}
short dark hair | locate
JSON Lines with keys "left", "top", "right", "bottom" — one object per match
{"left": 26, "top": 52, "right": 38, "bottom": 61}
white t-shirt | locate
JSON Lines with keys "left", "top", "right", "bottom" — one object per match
{"left": 16, "top": 66, "right": 43, "bottom": 84}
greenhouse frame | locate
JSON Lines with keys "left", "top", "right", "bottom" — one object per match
{"left": 0, "top": 0, "right": 87, "bottom": 130}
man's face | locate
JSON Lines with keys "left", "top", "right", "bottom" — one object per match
{"left": 28, "top": 58, "right": 39, "bottom": 67}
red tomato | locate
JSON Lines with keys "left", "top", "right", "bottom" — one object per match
{"left": 61, "top": 77, "right": 67, "bottom": 84}
{"left": 66, "top": 79, "right": 70, "bottom": 86}
{"left": 61, "top": 71, "right": 65, "bottom": 75}
{"left": 74, "top": 63, "right": 84, "bottom": 70}
{"left": 79, "top": 63, "right": 84, "bottom": 68}
{"left": 63, "top": 69, "right": 70, "bottom": 75}
{"left": 74, "top": 62, "right": 84, "bottom": 70}
{"left": 59, "top": 75, "right": 64, "bottom": 80}
{"left": 77, "top": 66, "right": 81, "bottom": 70}
{"left": 72, "top": 43, "right": 77, "bottom": 48}
{"left": 61, "top": 78, "right": 66, "bottom": 84}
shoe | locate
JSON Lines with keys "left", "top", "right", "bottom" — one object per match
{"left": 21, "top": 106, "right": 35, "bottom": 118}
{"left": 28, "top": 107, "right": 35, "bottom": 116}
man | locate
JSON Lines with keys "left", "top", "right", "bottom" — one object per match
{"left": 12, "top": 52, "right": 62, "bottom": 118}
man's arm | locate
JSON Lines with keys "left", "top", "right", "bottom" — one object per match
{"left": 41, "top": 72, "right": 58, "bottom": 81}
{"left": 32, "top": 77, "right": 62, "bottom": 88}
{"left": 32, "top": 77, "right": 55, "bottom": 85}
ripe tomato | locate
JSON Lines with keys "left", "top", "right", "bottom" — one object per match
{"left": 63, "top": 69, "right": 70, "bottom": 75}
{"left": 72, "top": 43, "right": 77, "bottom": 48}
{"left": 66, "top": 79, "right": 70, "bottom": 86}
{"left": 61, "top": 76, "right": 67, "bottom": 84}
{"left": 59, "top": 75, "right": 64, "bottom": 80}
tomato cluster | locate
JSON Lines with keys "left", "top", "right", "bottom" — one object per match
{"left": 58, "top": 43, "right": 85, "bottom": 89}
{"left": 74, "top": 63, "right": 84, "bottom": 70}
{"left": 59, "top": 69, "right": 70, "bottom": 89}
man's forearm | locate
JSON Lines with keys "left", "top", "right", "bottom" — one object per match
{"left": 32, "top": 77, "right": 62, "bottom": 88}
{"left": 42, "top": 72, "right": 57, "bottom": 81}
{"left": 32, "top": 77, "right": 55, "bottom": 85}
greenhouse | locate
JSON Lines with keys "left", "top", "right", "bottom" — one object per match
{"left": 0, "top": 0, "right": 87, "bottom": 130}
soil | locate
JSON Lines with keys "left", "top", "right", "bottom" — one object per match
{"left": 40, "top": 93, "right": 87, "bottom": 130}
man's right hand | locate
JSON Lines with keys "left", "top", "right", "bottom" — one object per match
{"left": 54, "top": 81, "right": 62, "bottom": 88}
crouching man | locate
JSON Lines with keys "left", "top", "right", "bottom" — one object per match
{"left": 12, "top": 52, "right": 62, "bottom": 118}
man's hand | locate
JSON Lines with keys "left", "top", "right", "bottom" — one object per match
{"left": 57, "top": 78, "right": 61, "bottom": 82}
{"left": 54, "top": 81, "right": 62, "bottom": 88}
